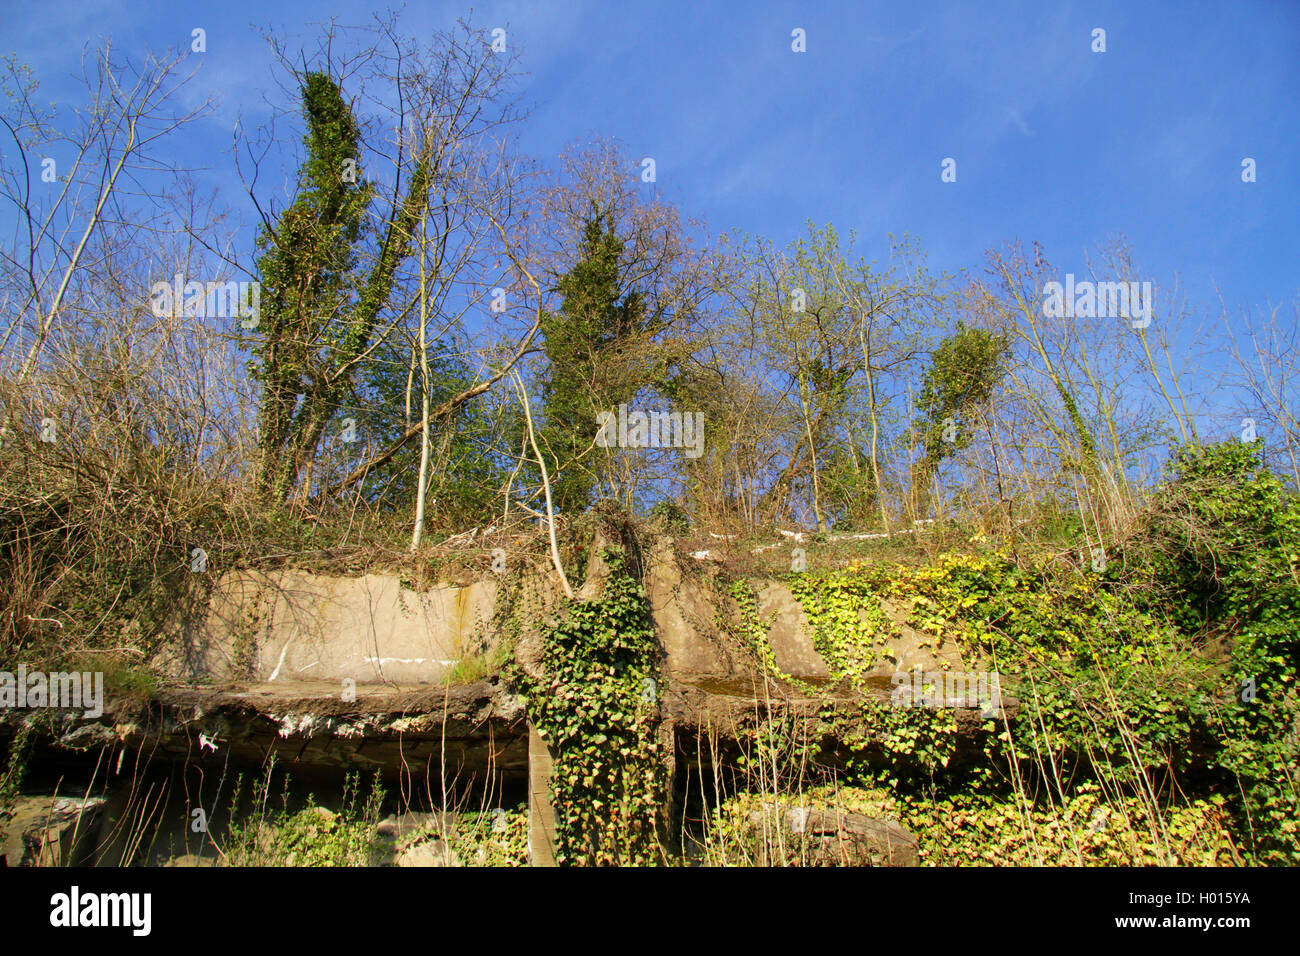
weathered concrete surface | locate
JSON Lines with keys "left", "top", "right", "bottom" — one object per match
{"left": 0, "top": 795, "right": 106, "bottom": 866}
{"left": 159, "top": 569, "right": 498, "bottom": 686}
{"left": 6, "top": 680, "right": 530, "bottom": 781}
{"left": 748, "top": 803, "right": 920, "bottom": 866}
{"left": 644, "top": 539, "right": 752, "bottom": 683}
{"left": 754, "top": 583, "right": 967, "bottom": 684}
{"left": 2, "top": 535, "right": 1020, "bottom": 868}
{"left": 758, "top": 582, "right": 831, "bottom": 679}
{"left": 527, "top": 724, "right": 558, "bottom": 867}
{"left": 663, "top": 675, "right": 1014, "bottom": 735}
{"left": 140, "top": 541, "right": 987, "bottom": 740}
{"left": 7, "top": 539, "right": 1013, "bottom": 779}
{"left": 873, "top": 596, "right": 967, "bottom": 676}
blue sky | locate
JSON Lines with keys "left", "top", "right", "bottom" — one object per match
{"left": 7, "top": 0, "right": 1298, "bottom": 344}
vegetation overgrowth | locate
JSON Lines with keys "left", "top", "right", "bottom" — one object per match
{"left": 0, "top": 15, "right": 1295, "bottom": 867}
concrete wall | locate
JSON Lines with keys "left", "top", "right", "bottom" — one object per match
{"left": 159, "top": 570, "right": 498, "bottom": 686}
{"left": 527, "top": 724, "right": 558, "bottom": 867}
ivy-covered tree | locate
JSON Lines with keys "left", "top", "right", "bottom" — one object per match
{"left": 252, "top": 70, "right": 433, "bottom": 502}
{"left": 252, "top": 71, "right": 369, "bottom": 498}
{"left": 912, "top": 323, "right": 1008, "bottom": 515}
{"left": 536, "top": 212, "right": 653, "bottom": 513}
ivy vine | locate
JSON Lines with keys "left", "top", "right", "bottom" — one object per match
{"left": 521, "top": 546, "right": 664, "bottom": 865}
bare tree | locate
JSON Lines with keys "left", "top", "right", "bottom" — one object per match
{"left": 0, "top": 44, "right": 212, "bottom": 385}
{"left": 1227, "top": 293, "right": 1300, "bottom": 488}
